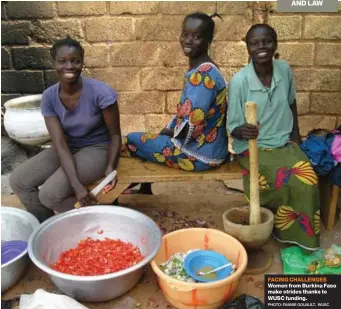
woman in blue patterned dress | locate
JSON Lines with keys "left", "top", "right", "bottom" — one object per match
{"left": 121, "top": 12, "right": 228, "bottom": 179}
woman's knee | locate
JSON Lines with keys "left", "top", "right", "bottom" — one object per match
{"left": 38, "top": 184, "right": 66, "bottom": 210}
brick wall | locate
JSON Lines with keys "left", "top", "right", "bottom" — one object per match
{"left": 1, "top": 1, "right": 341, "bottom": 136}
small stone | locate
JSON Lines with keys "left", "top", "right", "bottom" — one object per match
{"left": 196, "top": 219, "right": 206, "bottom": 225}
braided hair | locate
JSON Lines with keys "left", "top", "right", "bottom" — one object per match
{"left": 183, "top": 12, "right": 223, "bottom": 43}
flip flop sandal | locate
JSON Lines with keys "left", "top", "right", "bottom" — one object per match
{"left": 122, "top": 188, "right": 141, "bottom": 195}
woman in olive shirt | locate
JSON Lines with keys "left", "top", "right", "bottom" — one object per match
{"left": 227, "top": 24, "right": 320, "bottom": 251}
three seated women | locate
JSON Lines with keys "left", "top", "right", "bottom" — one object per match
{"left": 9, "top": 14, "right": 320, "bottom": 251}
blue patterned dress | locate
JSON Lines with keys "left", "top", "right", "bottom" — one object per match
{"left": 122, "top": 63, "right": 228, "bottom": 171}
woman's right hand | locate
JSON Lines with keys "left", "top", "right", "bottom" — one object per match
{"left": 232, "top": 124, "right": 259, "bottom": 140}
{"left": 74, "top": 184, "right": 98, "bottom": 207}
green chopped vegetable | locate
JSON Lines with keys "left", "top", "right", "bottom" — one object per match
{"left": 159, "top": 249, "right": 199, "bottom": 282}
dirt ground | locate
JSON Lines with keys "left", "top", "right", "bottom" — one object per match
{"left": 2, "top": 180, "right": 341, "bottom": 309}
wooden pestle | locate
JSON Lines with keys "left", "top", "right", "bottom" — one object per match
{"left": 245, "top": 101, "right": 261, "bottom": 225}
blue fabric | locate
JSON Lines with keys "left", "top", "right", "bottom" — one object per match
{"left": 125, "top": 132, "right": 211, "bottom": 171}
{"left": 166, "top": 62, "right": 228, "bottom": 165}
{"left": 300, "top": 134, "right": 335, "bottom": 176}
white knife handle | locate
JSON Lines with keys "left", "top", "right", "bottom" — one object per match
{"left": 91, "top": 170, "right": 117, "bottom": 197}
{"left": 74, "top": 170, "right": 117, "bottom": 209}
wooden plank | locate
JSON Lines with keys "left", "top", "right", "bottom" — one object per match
{"left": 101, "top": 157, "right": 243, "bottom": 184}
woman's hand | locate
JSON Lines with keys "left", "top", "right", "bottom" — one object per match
{"left": 102, "top": 166, "right": 118, "bottom": 195}
{"left": 74, "top": 183, "right": 98, "bottom": 207}
{"left": 160, "top": 128, "right": 174, "bottom": 137}
{"left": 232, "top": 124, "right": 259, "bottom": 140}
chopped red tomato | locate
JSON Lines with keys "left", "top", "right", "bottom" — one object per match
{"left": 50, "top": 237, "right": 144, "bottom": 276}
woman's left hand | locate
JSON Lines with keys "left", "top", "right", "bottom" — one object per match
{"left": 102, "top": 166, "right": 118, "bottom": 195}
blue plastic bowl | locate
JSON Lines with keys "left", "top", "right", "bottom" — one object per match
{"left": 184, "top": 250, "right": 232, "bottom": 283}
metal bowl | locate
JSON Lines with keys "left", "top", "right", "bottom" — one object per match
{"left": 28, "top": 206, "right": 162, "bottom": 302}
{"left": 1, "top": 207, "right": 40, "bottom": 292}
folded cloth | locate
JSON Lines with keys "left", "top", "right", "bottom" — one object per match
{"left": 300, "top": 133, "right": 335, "bottom": 176}
{"left": 331, "top": 131, "right": 341, "bottom": 163}
{"left": 19, "top": 289, "right": 89, "bottom": 309}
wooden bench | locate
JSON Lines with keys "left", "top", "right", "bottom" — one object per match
{"left": 91, "top": 157, "right": 339, "bottom": 231}
{"left": 92, "top": 157, "right": 243, "bottom": 203}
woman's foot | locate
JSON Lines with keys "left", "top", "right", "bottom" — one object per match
{"left": 123, "top": 183, "right": 153, "bottom": 195}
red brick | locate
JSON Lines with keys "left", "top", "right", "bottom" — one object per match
{"left": 166, "top": 91, "right": 182, "bottom": 114}
{"left": 304, "top": 16, "right": 341, "bottom": 40}
{"left": 135, "top": 17, "right": 183, "bottom": 41}
{"left": 215, "top": 16, "right": 252, "bottom": 41}
{"left": 57, "top": 2, "right": 106, "bottom": 16}
{"left": 315, "top": 43, "right": 341, "bottom": 66}
{"left": 120, "top": 115, "right": 145, "bottom": 135}
{"left": 293, "top": 69, "right": 340, "bottom": 91}
{"left": 212, "top": 42, "right": 249, "bottom": 66}
{"left": 1, "top": 2, "right": 7, "bottom": 20}
{"left": 217, "top": 2, "right": 250, "bottom": 15}
{"left": 159, "top": 2, "right": 215, "bottom": 15}
{"left": 1, "top": 48, "right": 11, "bottom": 69}
{"left": 84, "top": 45, "right": 109, "bottom": 68}
{"left": 1, "top": 71, "right": 43, "bottom": 93}
{"left": 144, "top": 115, "right": 174, "bottom": 133}
{"left": 299, "top": 116, "right": 336, "bottom": 136}
{"left": 110, "top": 43, "right": 160, "bottom": 67}
{"left": 296, "top": 93, "right": 310, "bottom": 115}
{"left": 109, "top": 2, "right": 159, "bottom": 15}
{"left": 159, "top": 43, "right": 187, "bottom": 67}
{"left": 7, "top": 1, "right": 54, "bottom": 19}
{"left": 310, "top": 93, "right": 341, "bottom": 115}
{"left": 85, "top": 18, "right": 133, "bottom": 43}
{"left": 32, "top": 20, "right": 82, "bottom": 44}
{"left": 1, "top": 22, "right": 31, "bottom": 45}
{"left": 140, "top": 68, "right": 185, "bottom": 91}
{"left": 119, "top": 92, "right": 165, "bottom": 114}
{"left": 220, "top": 67, "right": 242, "bottom": 83}
{"left": 12, "top": 47, "right": 53, "bottom": 70}
{"left": 268, "top": 16, "right": 302, "bottom": 40}
{"left": 277, "top": 43, "right": 314, "bottom": 66}
{"left": 84, "top": 68, "right": 140, "bottom": 91}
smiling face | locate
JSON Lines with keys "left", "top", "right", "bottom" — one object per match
{"left": 180, "top": 17, "right": 210, "bottom": 58}
{"left": 53, "top": 45, "right": 83, "bottom": 85}
{"left": 246, "top": 26, "right": 277, "bottom": 66}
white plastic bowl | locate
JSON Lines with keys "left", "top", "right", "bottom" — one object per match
{"left": 1, "top": 207, "right": 40, "bottom": 292}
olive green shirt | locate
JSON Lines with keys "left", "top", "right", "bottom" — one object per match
{"left": 227, "top": 60, "right": 296, "bottom": 154}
